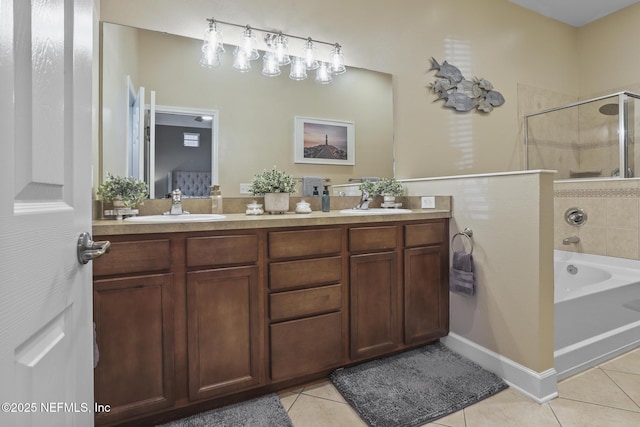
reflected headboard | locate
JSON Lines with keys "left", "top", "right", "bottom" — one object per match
{"left": 172, "top": 171, "right": 211, "bottom": 197}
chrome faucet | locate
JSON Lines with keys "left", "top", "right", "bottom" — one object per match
{"left": 562, "top": 236, "right": 580, "bottom": 245}
{"left": 354, "top": 189, "right": 371, "bottom": 210}
{"left": 165, "top": 189, "right": 189, "bottom": 215}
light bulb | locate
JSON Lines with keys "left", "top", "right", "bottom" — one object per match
{"left": 262, "top": 52, "right": 281, "bottom": 77}
{"left": 330, "top": 44, "right": 346, "bottom": 75}
{"left": 289, "top": 56, "right": 307, "bottom": 80}
{"left": 274, "top": 34, "right": 290, "bottom": 66}
{"left": 232, "top": 48, "right": 252, "bottom": 72}
{"left": 303, "top": 39, "right": 319, "bottom": 70}
{"left": 238, "top": 27, "right": 259, "bottom": 61}
{"left": 315, "top": 62, "right": 332, "bottom": 84}
{"left": 200, "top": 45, "right": 221, "bottom": 68}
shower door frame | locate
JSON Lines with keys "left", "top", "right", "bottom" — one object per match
{"left": 524, "top": 91, "right": 640, "bottom": 179}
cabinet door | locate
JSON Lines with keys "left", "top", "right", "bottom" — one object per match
{"left": 271, "top": 312, "right": 343, "bottom": 381}
{"left": 350, "top": 252, "right": 398, "bottom": 360}
{"left": 404, "top": 246, "right": 449, "bottom": 345}
{"left": 186, "top": 266, "right": 262, "bottom": 401}
{"left": 93, "top": 274, "right": 174, "bottom": 426}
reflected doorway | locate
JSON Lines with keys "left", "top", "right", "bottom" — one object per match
{"left": 146, "top": 106, "right": 219, "bottom": 198}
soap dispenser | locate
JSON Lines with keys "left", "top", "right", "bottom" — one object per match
{"left": 210, "top": 185, "right": 223, "bottom": 214}
{"left": 312, "top": 186, "right": 319, "bottom": 196}
{"left": 321, "top": 185, "right": 330, "bottom": 212}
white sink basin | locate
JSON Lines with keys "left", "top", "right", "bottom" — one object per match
{"left": 124, "top": 214, "right": 226, "bottom": 223}
{"left": 339, "top": 208, "right": 412, "bottom": 215}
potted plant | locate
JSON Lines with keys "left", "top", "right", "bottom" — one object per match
{"left": 376, "top": 177, "right": 404, "bottom": 198}
{"left": 249, "top": 166, "right": 297, "bottom": 213}
{"left": 359, "top": 179, "right": 377, "bottom": 196}
{"left": 97, "top": 173, "right": 149, "bottom": 209}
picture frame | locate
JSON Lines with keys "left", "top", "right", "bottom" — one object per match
{"left": 294, "top": 116, "right": 355, "bottom": 165}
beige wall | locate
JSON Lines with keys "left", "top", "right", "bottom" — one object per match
{"left": 401, "top": 171, "right": 556, "bottom": 373}
{"left": 100, "top": 0, "right": 579, "bottom": 181}
{"left": 578, "top": 3, "right": 640, "bottom": 98}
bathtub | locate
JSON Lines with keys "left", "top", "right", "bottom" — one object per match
{"left": 554, "top": 250, "right": 640, "bottom": 379}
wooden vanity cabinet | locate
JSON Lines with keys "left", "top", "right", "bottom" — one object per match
{"left": 185, "top": 234, "right": 263, "bottom": 401}
{"left": 92, "top": 217, "right": 449, "bottom": 425}
{"left": 267, "top": 227, "right": 345, "bottom": 381}
{"left": 348, "top": 220, "right": 450, "bottom": 360}
{"left": 348, "top": 225, "right": 400, "bottom": 360}
{"left": 403, "top": 222, "right": 449, "bottom": 345}
{"left": 92, "top": 238, "right": 175, "bottom": 426}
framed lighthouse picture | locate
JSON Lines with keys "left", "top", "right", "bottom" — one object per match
{"left": 294, "top": 116, "right": 355, "bottom": 165}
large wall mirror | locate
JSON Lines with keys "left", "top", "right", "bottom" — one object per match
{"left": 100, "top": 22, "right": 394, "bottom": 197}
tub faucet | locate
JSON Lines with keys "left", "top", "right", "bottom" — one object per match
{"left": 166, "top": 189, "right": 189, "bottom": 215}
{"left": 354, "top": 189, "right": 371, "bottom": 210}
{"left": 562, "top": 236, "right": 580, "bottom": 245}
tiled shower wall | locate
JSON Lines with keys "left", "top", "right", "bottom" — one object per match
{"left": 554, "top": 179, "right": 640, "bottom": 260}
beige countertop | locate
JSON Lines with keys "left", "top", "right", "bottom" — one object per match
{"left": 93, "top": 209, "right": 451, "bottom": 236}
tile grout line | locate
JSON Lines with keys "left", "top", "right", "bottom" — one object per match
{"left": 282, "top": 392, "right": 302, "bottom": 413}
{"left": 547, "top": 400, "right": 564, "bottom": 426}
{"left": 555, "top": 395, "right": 640, "bottom": 414}
{"left": 601, "top": 368, "right": 640, "bottom": 410}
{"left": 298, "top": 391, "right": 353, "bottom": 406}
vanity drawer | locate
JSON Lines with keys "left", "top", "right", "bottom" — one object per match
{"left": 270, "top": 312, "right": 342, "bottom": 381}
{"left": 404, "top": 221, "right": 446, "bottom": 247}
{"left": 349, "top": 226, "right": 397, "bottom": 252}
{"left": 269, "top": 257, "right": 341, "bottom": 290}
{"left": 268, "top": 228, "right": 341, "bottom": 259}
{"left": 93, "top": 239, "right": 171, "bottom": 276}
{"left": 186, "top": 234, "right": 258, "bottom": 267}
{"left": 270, "top": 284, "right": 342, "bottom": 322}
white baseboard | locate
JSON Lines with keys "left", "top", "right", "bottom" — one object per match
{"left": 442, "top": 333, "right": 558, "bottom": 404}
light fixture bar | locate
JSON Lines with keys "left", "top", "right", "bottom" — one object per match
{"left": 207, "top": 18, "right": 342, "bottom": 50}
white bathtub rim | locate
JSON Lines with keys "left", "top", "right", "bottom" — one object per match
{"left": 555, "top": 249, "right": 640, "bottom": 270}
{"left": 554, "top": 250, "right": 640, "bottom": 302}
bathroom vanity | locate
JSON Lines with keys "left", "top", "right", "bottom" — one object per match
{"left": 91, "top": 210, "right": 450, "bottom": 426}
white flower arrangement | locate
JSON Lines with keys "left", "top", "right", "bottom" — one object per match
{"left": 249, "top": 167, "right": 297, "bottom": 196}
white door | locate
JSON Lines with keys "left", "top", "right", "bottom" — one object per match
{"left": 0, "top": 0, "right": 96, "bottom": 426}
{"left": 146, "top": 90, "right": 156, "bottom": 198}
{"left": 129, "top": 84, "right": 145, "bottom": 181}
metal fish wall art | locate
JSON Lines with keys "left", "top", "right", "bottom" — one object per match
{"left": 427, "top": 57, "right": 505, "bottom": 113}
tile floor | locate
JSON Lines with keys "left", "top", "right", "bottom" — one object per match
{"left": 278, "top": 347, "right": 640, "bottom": 426}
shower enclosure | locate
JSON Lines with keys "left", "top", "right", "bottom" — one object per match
{"left": 525, "top": 91, "right": 640, "bottom": 179}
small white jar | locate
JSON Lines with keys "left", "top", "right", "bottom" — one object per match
{"left": 245, "top": 201, "right": 264, "bottom": 215}
{"left": 295, "top": 200, "right": 312, "bottom": 214}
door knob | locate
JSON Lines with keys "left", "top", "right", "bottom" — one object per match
{"left": 77, "top": 232, "right": 111, "bottom": 265}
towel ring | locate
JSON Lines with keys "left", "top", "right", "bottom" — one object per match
{"left": 451, "top": 227, "right": 474, "bottom": 255}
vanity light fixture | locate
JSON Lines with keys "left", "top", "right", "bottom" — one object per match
{"left": 200, "top": 19, "right": 224, "bottom": 68}
{"left": 200, "top": 18, "right": 346, "bottom": 84}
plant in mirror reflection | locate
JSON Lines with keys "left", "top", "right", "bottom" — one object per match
{"left": 359, "top": 177, "right": 404, "bottom": 197}
{"left": 249, "top": 166, "right": 297, "bottom": 195}
{"left": 97, "top": 173, "right": 149, "bottom": 208}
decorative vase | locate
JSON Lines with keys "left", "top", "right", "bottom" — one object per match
{"left": 264, "top": 193, "right": 290, "bottom": 214}
{"left": 112, "top": 197, "right": 126, "bottom": 209}
{"left": 383, "top": 195, "right": 396, "bottom": 204}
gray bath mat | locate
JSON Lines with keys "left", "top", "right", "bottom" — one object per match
{"left": 330, "top": 342, "right": 508, "bottom": 427}
{"left": 157, "top": 393, "right": 292, "bottom": 427}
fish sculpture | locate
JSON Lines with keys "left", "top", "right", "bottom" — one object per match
{"left": 427, "top": 59, "right": 505, "bottom": 113}
{"left": 429, "top": 57, "right": 463, "bottom": 83}
{"left": 443, "top": 92, "right": 476, "bottom": 112}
